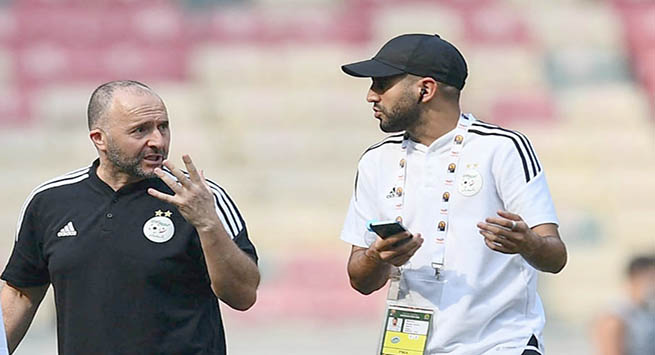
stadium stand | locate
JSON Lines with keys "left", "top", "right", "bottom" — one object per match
{"left": 0, "top": 1, "right": 653, "bottom": 353}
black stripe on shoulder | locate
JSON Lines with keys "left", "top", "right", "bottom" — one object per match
{"left": 515, "top": 130, "right": 541, "bottom": 172}
{"left": 355, "top": 135, "right": 403, "bottom": 199}
{"left": 469, "top": 129, "right": 531, "bottom": 183}
{"left": 360, "top": 134, "right": 404, "bottom": 159}
{"left": 472, "top": 122, "right": 539, "bottom": 177}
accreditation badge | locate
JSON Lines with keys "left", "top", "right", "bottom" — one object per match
{"left": 378, "top": 268, "right": 438, "bottom": 355}
{"left": 380, "top": 305, "right": 433, "bottom": 355}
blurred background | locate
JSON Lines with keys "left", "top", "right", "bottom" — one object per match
{"left": 0, "top": 0, "right": 653, "bottom": 353}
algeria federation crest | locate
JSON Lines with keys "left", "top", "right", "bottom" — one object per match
{"left": 143, "top": 210, "right": 175, "bottom": 243}
{"left": 458, "top": 169, "right": 483, "bottom": 196}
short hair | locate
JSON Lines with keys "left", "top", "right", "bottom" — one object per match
{"left": 627, "top": 255, "right": 655, "bottom": 277}
{"left": 87, "top": 80, "right": 152, "bottom": 130}
{"left": 405, "top": 74, "right": 461, "bottom": 102}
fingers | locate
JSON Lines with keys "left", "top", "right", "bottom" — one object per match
{"left": 387, "top": 237, "right": 423, "bottom": 266}
{"left": 376, "top": 233, "right": 423, "bottom": 266}
{"left": 483, "top": 212, "right": 525, "bottom": 233}
{"left": 392, "top": 233, "right": 423, "bottom": 254}
{"left": 158, "top": 155, "right": 204, "bottom": 190}
{"left": 479, "top": 229, "right": 517, "bottom": 251}
{"left": 147, "top": 188, "right": 175, "bottom": 203}
{"left": 478, "top": 211, "right": 527, "bottom": 254}
{"left": 482, "top": 236, "right": 514, "bottom": 254}
{"left": 161, "top": 160, "right": 191, "bottom": 188}
{"left": 154, "top": 166, "right": 183, "bottom": 193}
{"left": 497, "top": 210, "right": 521, "bottom": 221}
{"left": 182, "top": 154, "right": 202, "bottom": 183}
{"left": 375, "top": 232, "right": 412, "bottom": 250}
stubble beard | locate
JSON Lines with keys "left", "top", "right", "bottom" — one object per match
{"left": 378, "top": 92, "right": 421, "bottom": 133}
{"left": 105, "top": 138, "right": 167, "bottom": 180}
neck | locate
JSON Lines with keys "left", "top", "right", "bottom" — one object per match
{"left": 96, "top": 159, "right": 143, "bottom": 191}
{"left": 407, "top": 109, "right": 461, "bottom": 146}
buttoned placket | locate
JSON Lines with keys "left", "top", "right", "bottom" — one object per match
{"left": 396, "top": 114, "right": 474, "bottom": 278}
{"left": 100, "top": 193, "right": 120, "bottom": 236}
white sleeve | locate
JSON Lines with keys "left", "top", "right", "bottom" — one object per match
{"left": 340, "top": 156, "right": 381, "bottom": 248}
{"left": 495, "top": 135, "right": 559, "bottom": 228}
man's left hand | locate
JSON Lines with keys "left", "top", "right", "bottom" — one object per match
{"left": 477, "top": 210, "right": 543, "bottom": 256}
{"left": 148, "top": 154, "right": 219, "bottom": 231}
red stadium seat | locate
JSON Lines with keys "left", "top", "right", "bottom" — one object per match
{"left": 14, "top": 0, "right": 173, "bottom": 10}
{"left": 489, "top": 91, "right": 557, "bottom": 125}
{"left": 461, "top": 5, "right": 533, "bottom": 45}
{"left": 345, "top": 0, "right": 497, "bottom": 11}
{"left": 618, "top": 3, "right": 655, "bottom": 51}
{"left": 0, "top": 87, "right": 31, "bottom": 125}
{"left": 12, "top": 3, "right": 186, "bottom": 47}
{"left": 187, "top": 5, "right": 371, "bottom": 45}
{"left": 0, "top": 8, "right": 17, "bottom": 47}
{"left": 612, "top": 0, "right": 655, "bottom": 107}
{"left": 15, "top": 42, "right": 189, "bottom": 87}
{"left": 225, "top": 254, "right": 385, "bottom": 321}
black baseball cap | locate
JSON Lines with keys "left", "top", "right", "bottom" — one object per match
{"left": 341, "top": 33, "right": 468, "bottom": 90}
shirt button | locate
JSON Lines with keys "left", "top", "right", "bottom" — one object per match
{"left": 106, "top": 213, "right": 113, "bottom": 219}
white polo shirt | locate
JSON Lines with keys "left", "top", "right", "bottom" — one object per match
{"left": 341, "top": 114, "right": 558, "bottom": 354}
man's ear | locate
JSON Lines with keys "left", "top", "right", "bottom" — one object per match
{"left": 417, "top": 78, "right": 438, "bottom": 103}
{"left": 89, "top": 128, "right": 106, "bottom": 152}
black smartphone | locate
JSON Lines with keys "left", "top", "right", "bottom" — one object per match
{"left": 368, "top": 220, "right": 411, "bottom": 246}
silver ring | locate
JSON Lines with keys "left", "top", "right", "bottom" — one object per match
{"left": 510, "top": 220, "right": 518, "bottom": 231}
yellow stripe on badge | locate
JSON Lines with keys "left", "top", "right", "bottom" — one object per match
{"left": 381, "top": 330, "right": 427, "bottom": 355}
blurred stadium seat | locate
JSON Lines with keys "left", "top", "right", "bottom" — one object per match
{"left": 0, "top": 86, "right": 29, "bottom": 125}
{"left": 461, "top": 4, "right": 532, "bottom": 45}
{"left": 0, "top": 1, "right": 653, "bottom": 353}
{"left": 545, "top": 47, "right": 632, "bottom": 89}
{"left": 613, "top": 0, "right": 655, "bottom": 105}
{"left": 370, "top": 3, "right": 465, "bottom": 45}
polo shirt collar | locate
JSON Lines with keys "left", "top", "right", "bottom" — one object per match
{"left": 404, "top": 123, "right": 459, "bottom": 154}
{"left": 88, "top": 159, "right": 165, "bottom": 196}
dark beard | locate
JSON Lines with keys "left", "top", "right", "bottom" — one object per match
{"left": 106, "top": 140, "right": 166, "bottom": 179}
{"left": 378, "top": 93, "right": 421, "bottom": 133}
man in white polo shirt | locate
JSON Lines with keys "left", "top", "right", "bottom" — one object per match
{"left": 340, "top": 33, "right": 567, "bottom": 354}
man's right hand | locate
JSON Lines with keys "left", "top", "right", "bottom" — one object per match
{"left": 364, "top": 232, "right": 424, "bottom": 267}
{"left": 347, "top": 232, "right": 424, "bottom": 295}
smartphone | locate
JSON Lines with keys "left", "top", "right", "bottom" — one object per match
{"left": 368, "top": 220, "right": 411, "bottom": 246}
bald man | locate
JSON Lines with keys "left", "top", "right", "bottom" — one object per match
{"left": 1, "top": 80, "right": 259, "bottom": 354}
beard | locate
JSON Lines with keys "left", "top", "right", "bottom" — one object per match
{"left": 377, "top": 91, "right": 421, "bottom": 133}
{"left": 105, "top": 138, "right": 167, "bottom": 179}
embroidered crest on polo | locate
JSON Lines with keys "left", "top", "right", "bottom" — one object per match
{"left": 143, "top": 210, "right": 175, "bottom": 243}
{"left": 458, "top": 169, "right": 483, "bottom": 196}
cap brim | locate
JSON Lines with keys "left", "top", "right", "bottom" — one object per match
{"left": 341, "top": 59, "right": 405, "bottom": 78}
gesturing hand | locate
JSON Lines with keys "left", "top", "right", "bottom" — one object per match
{"left": 148, "top": 155, "right": 219, "bottom": 231}
{"left": 365, "top": 232, "right": 424, "bottom": 267}
{"left": 477, "top": 210, "right": 543, "bottom": 257}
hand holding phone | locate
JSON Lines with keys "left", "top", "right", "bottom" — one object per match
{"left": 368, "top": 220, "right": 411, "bottom": 246}
{"left": 365, "top": 220, "right": 422, "bottom": 266}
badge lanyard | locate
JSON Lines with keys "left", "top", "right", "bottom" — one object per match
{"left": 393, "top": 114, "right": 473, "bottom": 278}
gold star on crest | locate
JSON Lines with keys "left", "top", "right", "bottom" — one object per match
{"left": 164, "top": 211, "right": 172, "bottom": 218}
{"left": 155, "top": 210, "right": 163, "bottom": 217}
